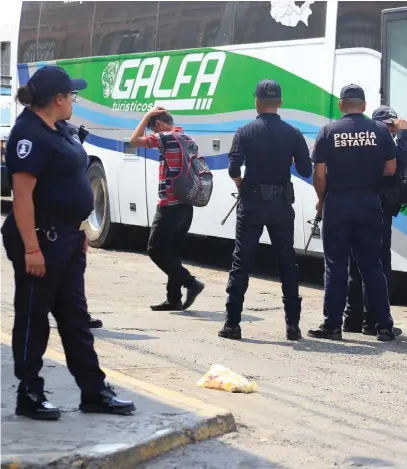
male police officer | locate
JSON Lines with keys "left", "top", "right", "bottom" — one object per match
{"left": 218, "top": 79, "right": 312, "bottom": 341}
{"left": 308, "top": 85, "right": 397, "bottom": 342}
{"left": 344, "top": 106, "right": 407, "bottom": 335}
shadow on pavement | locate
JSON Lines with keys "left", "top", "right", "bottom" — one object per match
{"left": 92, "top": 329, "right": 159, "bottom": 341}
{"left": 240, "top": 335, "right": 407, "bottom": 356}
{"left": 170, "top": 309, "right": 264, "bottom": 323}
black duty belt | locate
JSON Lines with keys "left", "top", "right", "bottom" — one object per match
{"left": 36, "top": 213, "right": 83, "bottom": 230}
{"left": 244, "top": 184, "right": 285, "bottom": 201}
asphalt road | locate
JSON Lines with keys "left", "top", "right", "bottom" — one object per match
{"left": 1, "top": 204, "right": 406, "bottom": 469}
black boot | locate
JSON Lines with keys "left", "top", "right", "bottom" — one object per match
{"left": 79, "top": 384, "right": 135, "bottom": 415}
{"left": 362, "top": 325, "right": 402, "bottom": 337}
{"left": 286, "top": 325, "right": 302, "bottom": 341}
{"left": 218, "top": 322, "right": 242, "bottom": 340}
{"left": 183, "top": 279, "right": 205, "bottom": 310}
{"left": 307, "top": 324, "right": 342, "bottom": 340}
{"left": 89, "top": 317, "right": 103, "bottom": 328}
{"left": 376, "top": 329, "right": 396, "bottom": 342}
{"left": 16, "top": 389, "right": 61, "bottom": 421}
{"left": 150, "top": 300, "right": 183, "bottom": 311}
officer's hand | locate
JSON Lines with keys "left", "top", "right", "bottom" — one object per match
{"left": 147, "top": 106, "right": 167, "bottom": 117}
{"left": 316, "top": 199, "right": 323, "bottom": 217}
{"left": 25, "top": 250, "right": 46, "bottom": 278}
{"left": 395, "top": 118, "right": 407, "bottom": 130}
{"left": 83, "top": 236, "right": 88, "bottom": 253}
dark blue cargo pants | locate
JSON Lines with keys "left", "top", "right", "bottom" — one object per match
{"left": 322, "top": 192, "right": 393, "bottom": 331}
{"left": 226, "top": 194, "right": 301, "bottom": 326}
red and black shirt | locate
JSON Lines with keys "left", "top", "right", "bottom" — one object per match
{"left": 147, "top": 126, "right": 184, "bottom": 207}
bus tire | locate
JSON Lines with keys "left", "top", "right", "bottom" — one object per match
{"left": 86, "top": 160, "right": 118, "bottom": 249}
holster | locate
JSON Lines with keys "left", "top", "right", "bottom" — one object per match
{"left": 380, "top": 186, "right": 402, "bottom": 217}
{"left": 284, "top": 181, "right": 295, "bottom": 205}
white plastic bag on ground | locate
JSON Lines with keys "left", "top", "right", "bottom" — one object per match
{"left": 196, "top": 364, "right": 257, "bottom": 393}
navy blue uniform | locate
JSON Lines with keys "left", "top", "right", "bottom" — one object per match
{"left": 345, "top": 128, "right": 407, "bottom": 330}
{"left": 225, "top": 112, "right": 312, "bottom": 328}
{"left": 311, "top": 113, "right": 397, "bottom": 331}
{"left": 2, "top": 108, "right": 106, "bottom": 395}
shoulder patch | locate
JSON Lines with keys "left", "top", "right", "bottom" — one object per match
{"left": 16, "top": 139, "right": 33, "bottom": 159}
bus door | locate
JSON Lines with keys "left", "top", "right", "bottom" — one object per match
{"left": 381, "top": 7, "right": 407, "bottom": 117}
{"left": 118, "top": 139, "right": 149, "bottom": 227}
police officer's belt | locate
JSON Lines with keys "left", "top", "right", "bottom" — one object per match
{"left": 245, "top": 184, "right": 285, "bottom": 201}
{"left": 36, "top": 212, "right": 83, "bottom": 230}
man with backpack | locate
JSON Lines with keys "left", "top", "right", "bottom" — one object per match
{"left": 130, "top": 107, "right": 206, "bottom": 312}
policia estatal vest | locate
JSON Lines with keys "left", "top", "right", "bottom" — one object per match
{"left": 219, "top": 79, "right": 312, "bottom": 341}
{"left": 309, "top": 84, "right": 397, "bottom": 342}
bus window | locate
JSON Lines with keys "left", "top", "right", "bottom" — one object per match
{"left": 38, "top": 1, "right": 95, "bottom": 60}
{"left": 336, "top": 1, "right": 407, "bottom": 52}
{"left": 18, "top": 1, "right": 41, "bottom": 63}
{"left": 92, "top": 2, "right": 158, "bottom": 56}
{"left": 156, "top": 1, "right": 233, "bottom": 51}
{"left": 382, "top": 8, "right": 407, "bottom": 117}
{"left": 232, "top": 1, "right": 327, "bottom": 45}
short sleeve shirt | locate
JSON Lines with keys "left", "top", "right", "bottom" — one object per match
{"left": 311, "top": 113, "right": 397, "bottom": 193}
{"left": 147, "top": 126, "right": 184, "bottom": 207}
{"left": 5, "top": 109, "right": 94, "bottom": 220}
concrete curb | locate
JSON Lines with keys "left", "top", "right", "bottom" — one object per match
{"left": 1, "top": 333, "right": 237, "bottom": 469}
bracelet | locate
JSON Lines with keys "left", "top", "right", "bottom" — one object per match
{"left": 25, "top": 249, "right": 41, "bottom": 255}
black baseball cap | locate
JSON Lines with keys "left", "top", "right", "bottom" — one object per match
{"left": 254, "top": 79, "right": 282, "bottom": 99}
{"left": 28, "top": 66, "right": 87, "bottom": 102}
{"left": 372, "top": 105, "right": 398, "bottom": 124}
{"left": 340, "top": 84, "right": 365, "bottom": 101}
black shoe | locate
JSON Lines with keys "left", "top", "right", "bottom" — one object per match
{"left": 80, "top": 384, "right": 135, "bottom": 415}
{"left": 286, "top": 325, "right": 302, "bottom": 341}
{"left": 16, "top": 390, "right": 61, "bottom": 421}
{"left": 363, "top": 326, "right": 402, "bottom": 337}
{"left": 307, "top": 325, "right": 342, "bottom": 340}
{"left": 89, "top": 318, "right": 103, "bottom": 328}
{"left": 183, "top": 280, "right": 205, "bottom": 311}
{"left": 150, "top": 300, "right": 183, "bottom": 312}
{"left": 218, "top": 323, "right": 242, "bottom": 340}
{"left": 343, "top": 323, "right": 362, "bottom": 333}
{"left": 377, "top": 329, "right": 396, "bottom": 342}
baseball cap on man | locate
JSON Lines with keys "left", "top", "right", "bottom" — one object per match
{"left": 28, "top": 66, "right": 87, "bottom": 103}
{"left": 372, "top": 105, "right": 398, "bottom": 124}
{"left": 254, "top": 79, "right": 282, "bottom": 99}
{"left": 340, "top": 84, "right": 365, "bottom": 101}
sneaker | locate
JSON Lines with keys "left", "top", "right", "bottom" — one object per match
{"left": 363, "top": 325, "right": 402, "bottom": 337}
{"left": 79, "top": 384, "right": 135, "bottom": 415}
{"left": 218, "top": 323, "right": 242, "bottom": 340}
{"left": 150, "top": 300, "right": 183, "bottom": 312}
{"left": 89, "top": 318, "right": 103, "bottom": 329}
{"left": 377, "top": 329, "right": 396, "bottom": 342}
{"left": 183, "top": 280, "right": 205, "bottom": 311}
{"left": 16, "top": 390, "right": 61, "bottom": 421}
{"left": 286, "top": 325, "right": 302, "bottom": 341}
{"left": 307, "top": 325, "right": 342, "bottom": 340}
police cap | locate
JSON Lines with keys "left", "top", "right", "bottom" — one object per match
{"left": 254, "top": 79, "right": 282, "bottom": 99}
{"left": 28, "top": 66, "right": 87, "bottom": 103}
{"left": 340, "top": 84, "right": 365, "bottom": 101}
{"left": 372, "top": 105, "right": 398, "bottom": 124}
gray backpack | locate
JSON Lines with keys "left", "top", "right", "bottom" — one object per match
{"left": 170, "top": 132, "right": 213, "bottom": 207}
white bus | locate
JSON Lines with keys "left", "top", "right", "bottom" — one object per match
{"left": 10, "top": 1, "right": 407, "bottom": 289}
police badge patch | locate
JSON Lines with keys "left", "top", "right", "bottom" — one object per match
{"left": 72, "top": 134, "right": 81, "bottom": 144}
{"left": 16, "top": 139, "right": 33, "bottom": 159}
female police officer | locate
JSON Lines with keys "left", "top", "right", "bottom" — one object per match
{"left": 2, "top": 66, "right": 134, "bottom": 420}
